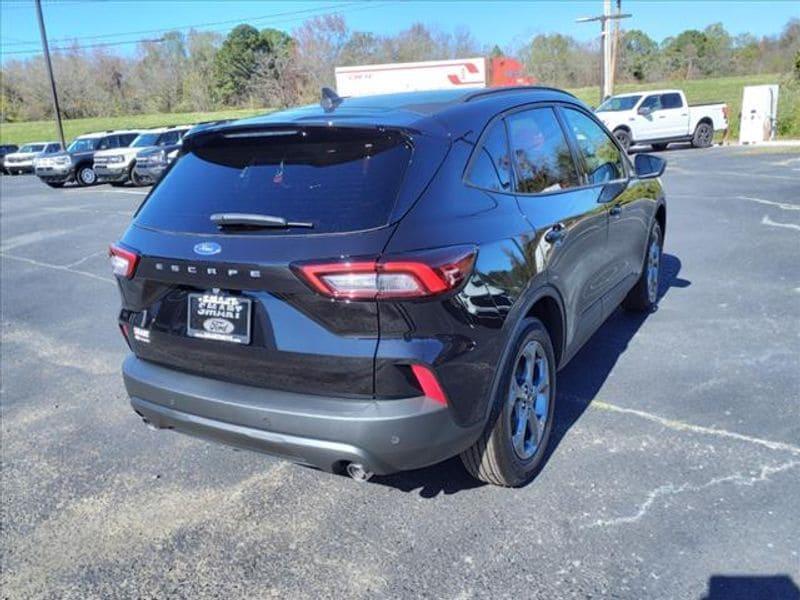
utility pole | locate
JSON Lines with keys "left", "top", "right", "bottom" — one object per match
{"left": 35, "top": 0, "right": 66, "bottom": 150}
{"left": 577, "top": 1, "right": 631, "bottom": 104}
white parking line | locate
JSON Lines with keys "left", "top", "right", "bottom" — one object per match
{"left": 594, "top": 400, "right": 800, "bottom": 456}
{"left": 0, "top": 228, "right": 71, "bottom": 252}
{"left": 739, "top": 196, "right": 800, "bottom": 211}
{"left": 0, "top": 252, "right": 114, "bottom": 284}
{"left": 761, "top": 215, "right": 800, "bottom": 231}
{"left": 76, "top": 188, "right": 148, "bottom": 195}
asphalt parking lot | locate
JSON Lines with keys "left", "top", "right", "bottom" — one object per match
{"left": 2, "top": 145, "right": 799, "bottom": 599}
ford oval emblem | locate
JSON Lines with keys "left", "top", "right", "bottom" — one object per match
{"left": 194, "top": 242, "right": 221, "bottom": 256}
{"left": 203, "top": 318, "right": 234, "bottom": 334}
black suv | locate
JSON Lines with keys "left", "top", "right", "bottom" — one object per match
{"left": 35, "top": 130, "right": 139, "bottom": 187}
{"left": 113, "top": 88, "right": 666, "bottom": 487}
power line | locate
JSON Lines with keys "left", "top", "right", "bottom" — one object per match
{"left": 1, "top": 1, "right": 363, "bottom": 48}
{"left": 2, "top": 37, "right": 167, "bottom": 56}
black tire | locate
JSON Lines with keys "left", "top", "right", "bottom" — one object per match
{"left": 76, "top": 165, "right": 97, "bottom": 186}
{"left": 623, "top": 221, "right": 663, "bottom": 312}
{"left": 614, "top": 128, "right": 632, "bottom": 152}
{"left": 461, "top": 318, "right": 557, "bottom": 487}
{"left": 691, "top": 122, "right": 713, "bottom": 148}
{"left": 651, "top": 143, "right": 668, "bottom": 151}
{"left": 129, "top": 164, "right": 145, "bottom": 187}
{"left": 45, "top": 181, "right": 64, "bottom": 188}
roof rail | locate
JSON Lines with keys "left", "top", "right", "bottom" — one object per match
{"left": 464, "top": 85, "right": 577, "bottom": 102}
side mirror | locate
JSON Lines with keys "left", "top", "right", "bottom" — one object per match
{"left": 634, "top": 154, "right": 666, "bottom": 179}
{"left": 637, "top": 106, "right": 652, "bottom": 117}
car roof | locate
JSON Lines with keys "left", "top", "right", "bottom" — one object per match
{"left": 77, "top": 130, "right": 142, "bottom": 139}
{"left": 611, "top": 89, "right": 682, "bottom": 98}
{"left": 186, "top": 86, "right": 584, "bottom": 141}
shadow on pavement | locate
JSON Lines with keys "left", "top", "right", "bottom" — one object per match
{"left": 701, "top": 575, "right": 800, "bottom": 600}
{"left": 372, "top": 254, "right": 689, "bottom": 497}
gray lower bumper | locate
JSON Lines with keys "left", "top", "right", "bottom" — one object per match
{"left": 123, "top": 356, "right": 481, "bottom": 475}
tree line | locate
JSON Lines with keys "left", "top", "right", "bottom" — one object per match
{"left": 1, "top": 15, "right": 798, "bottom": 122}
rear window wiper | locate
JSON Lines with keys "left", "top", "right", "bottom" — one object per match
{"left": 210, "top": 213, "right": 313, "bottom": 229}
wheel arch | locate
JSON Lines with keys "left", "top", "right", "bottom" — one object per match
{"left": 479, "top": 285, "right": 568, "bottom": 426}
{"left": 697, "top": 116, "right": 713, "bottom": 128}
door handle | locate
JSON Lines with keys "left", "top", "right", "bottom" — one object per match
{"left": 609, "top": 205, "right": 622, "bottom": 216}
{"left": 545, "top": 223, "right": 565, "bottom": 243}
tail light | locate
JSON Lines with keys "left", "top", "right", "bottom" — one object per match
{"left": 293, "top": 245, "right": 476, "bottom": 300}
{"left": 109, "top": 243, "right": 139, "bottom": 279}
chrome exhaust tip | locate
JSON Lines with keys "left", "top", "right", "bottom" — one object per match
{"left": 345, "top": 462, "right": 373, "bottom": 482}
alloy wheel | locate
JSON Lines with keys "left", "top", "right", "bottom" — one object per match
{"left": 646, "top": 232, "right": 661, "bottom": 303}
{"left": 508, "top": 340, "right": 550, "bottom": 460}
{"left": 80, "top": 167, "right": 96, "bottom": 185}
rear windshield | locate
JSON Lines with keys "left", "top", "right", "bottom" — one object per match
{"left": 135, "top": 128, "right": 412, "bottom": 235}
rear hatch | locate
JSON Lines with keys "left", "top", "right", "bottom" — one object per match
{"left": 116, "top": 125, "right": 428, "bottom": 397}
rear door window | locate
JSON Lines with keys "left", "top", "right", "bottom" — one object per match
{"left": 661, "top": 93, "right": 683, "bottom": 109}
{"left": 135, "top": 128, "right": 412, "bottom": 235}
{"left": 561, "top": 108, "right": 626, "bottom": 185}
{"left": 466, "top": 120, "right": 511, "bottom": 192}
{"left": 119, "top": 134, "right": 138, "bottom": 147}
{"left": 506, "top": 107, "right": 580, "bottom": 194}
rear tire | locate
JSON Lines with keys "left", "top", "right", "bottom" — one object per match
{"left": 461, "top": 318, "right": 556, "bottom": 487}
{"left": 623, "top": 221, "right": 662, "bottom": 312}
{"left": 651, "top": 143, "right": 668, "bottom": 151}
{"left": 691, "top": 122, "right": 713, "bottom": 148}
{"left": 614, "top": 128, "right": 632, "bottom": 152}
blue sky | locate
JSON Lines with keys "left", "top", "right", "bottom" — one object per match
{"left": 1, "top": 0, "right": 797, "bottom": 61}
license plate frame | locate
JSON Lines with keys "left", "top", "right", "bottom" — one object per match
{"left": 186, "top": 292, "right": 252, "bottom": 344}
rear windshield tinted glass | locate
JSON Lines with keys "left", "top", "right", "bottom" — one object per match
{"left": 135, "top": 128, "right": 412, "bottom": 235}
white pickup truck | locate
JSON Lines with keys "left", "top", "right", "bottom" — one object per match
{"left": 595, "top": 89, "right": 728, "bottom": 151}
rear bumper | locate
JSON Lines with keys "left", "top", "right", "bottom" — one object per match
{"left": 123, "top": 355, "right": 482, "bottom": 475}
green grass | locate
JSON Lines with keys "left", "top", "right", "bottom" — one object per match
{"left": 0, "top": 108, "right": 268, "bottom": 146}
{"left": 2, "top": 73, "right": 797, "bottom": 145}
{"left": 567, "top": 73, "right": 795, "bottom": 140}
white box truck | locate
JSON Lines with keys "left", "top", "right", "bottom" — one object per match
{"left": 335, "top": 57, "right": 486, "bottom": 97}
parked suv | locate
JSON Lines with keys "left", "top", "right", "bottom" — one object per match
{"left": 0, "top": 144, "right": 19, "bottom": 174}
{"left": 35, "top": 131, "right": 139, "bottom": 187}
{"left": 4, "top": 142, "right": 62, "bottom": 174}
{"left": 113, "top": 88, "right": 666, "bottom": 487}
{"left": 95, "top": 126, "right": 190, "bottom": 186}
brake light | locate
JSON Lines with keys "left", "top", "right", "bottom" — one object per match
{"left": 294, "top": 246, "right": 476, "bottom": 300}
{"left": 109, "top": 243, "right": 139, "bottom": 279}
